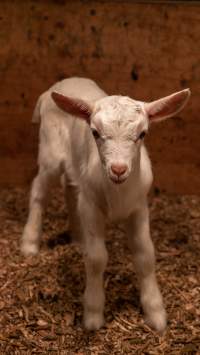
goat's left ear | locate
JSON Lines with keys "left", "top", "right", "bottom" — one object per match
{"left": 51, "top": 92, "right": 92, "bottom": 123}
{"left": 144, "top": 89, "right": 191, "bottom": 122}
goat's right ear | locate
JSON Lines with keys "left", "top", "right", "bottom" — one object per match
{"left": 51, "top": 92, "right": 92, "bottom": 123}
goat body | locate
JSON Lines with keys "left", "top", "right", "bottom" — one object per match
{"left": 21, "top": 77, "right": 190, "bottom": 332}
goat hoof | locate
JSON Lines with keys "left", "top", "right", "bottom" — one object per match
{"left": 21, "top": 241, "right": 39, "bottom": 257}
{"left": 145, "top": 308, "right": 167, "bottom": 333}
{"left": 84, "top": 311, "right": 104, "bottom": 331}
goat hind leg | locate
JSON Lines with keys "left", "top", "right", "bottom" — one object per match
{"left": 21, "top": 167, "right": 58, "bottom": 256}
{"left": 63, "top": 175, "right": 81, "bottom": 242}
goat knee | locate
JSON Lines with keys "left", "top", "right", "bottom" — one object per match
{"left": 85, "top": 243, "right": 108, "bottom": 275}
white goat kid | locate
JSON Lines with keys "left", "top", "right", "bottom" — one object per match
{"left": 21, "top": 77, "right": 190, "bottom": 332}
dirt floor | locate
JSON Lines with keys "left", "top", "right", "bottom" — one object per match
{"left": 0, "top": 188, "right": 199, "bottom": 354}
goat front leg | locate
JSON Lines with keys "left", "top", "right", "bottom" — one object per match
{"left": 21, "top": 167, "right": 58, "bottom": 256}
{"left": 126, "top": 203, "right": 167, "bottom": 333}
{"left": 79, "top": 196, "right": 108, "bottom": 330}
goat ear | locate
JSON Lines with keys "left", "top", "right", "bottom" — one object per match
{"left": 51, "top": 92, "right": 92, "bottom": 123}
{"left": 144, "top": 89, "right": 191, "bottom": 122}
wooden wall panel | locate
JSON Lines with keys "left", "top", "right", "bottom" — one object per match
{"left": 0, "top": 1, "right": 199, "bottom": 193}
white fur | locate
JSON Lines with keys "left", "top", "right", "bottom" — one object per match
{"left": 21, "top": 77, "right": 190, "bottom": 332}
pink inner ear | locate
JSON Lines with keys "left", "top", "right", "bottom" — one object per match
{"left": 147, "top": 99, "right": 170, "bottom": 119}
{"left": 146, "top": 89, "right": 190, "bottom": 121}
{"left": 51, "top": 92, "right": 92, "bottom": 122}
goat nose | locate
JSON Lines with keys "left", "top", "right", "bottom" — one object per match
{"left": 111, "top": 164, "right": 127, "bottom": 177}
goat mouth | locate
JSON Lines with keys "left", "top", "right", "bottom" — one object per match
{"left": 110, "top": 177, "right": 127, "bottom": 184}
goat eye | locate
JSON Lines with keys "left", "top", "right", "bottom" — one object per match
{"left": 91, "top": 128, "right": 100, "bottom": 139}
{"left": 138, "top": 131, "right": 146, "bottom": 140}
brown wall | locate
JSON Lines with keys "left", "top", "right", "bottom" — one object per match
{"left": 0, "top": 1, "right": 199, "bottom": 193}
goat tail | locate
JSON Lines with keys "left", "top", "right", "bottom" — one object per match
{"left": 32, "top": 92, "right": 48, "bottom": 123}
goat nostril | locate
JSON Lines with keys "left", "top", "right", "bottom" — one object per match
{"left": 111, "top": 164, "right": 127, "bottom": 177}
